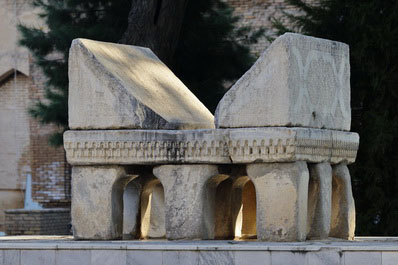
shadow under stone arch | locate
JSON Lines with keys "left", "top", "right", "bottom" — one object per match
{"left": 122, "top": 167, "right": 166, "bottom": 240}
{"left": 140, "top": 178, "right": 165, "bottom": 239}
{"left": 206, "top": 166, "right": 257, "bottom": 240}
{"left": 231, "top": 176, "right": 257, "bottom": 239}
{"left": 204, "top": 173, "right": 232, "bottom": 239}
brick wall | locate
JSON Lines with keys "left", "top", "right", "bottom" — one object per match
{"left": 225, "top": 0, "right": 311, "bottom": 56}
{"left": 0, "top": 62, "right": 72, "bottom": 208}
{"left": 0, "top": 73, "right": 32, "bottom": 231}
{"left": 0, "top": 62, "right": 71, "bottom": 230}
{"left": 28, "top": 62, "right": 71, "bottom": 208}
{"left": 0, "top": 0, "right": 70, "bottom": 233}
{"left": 4, "top": 208, "right": 71, "bottom": 235}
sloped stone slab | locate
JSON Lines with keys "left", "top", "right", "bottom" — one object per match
{"left": 215, "top": 33, "right": 351, "bottom": 131}
{"left": 68, "top": 39, "right": 214, "bottom": 130}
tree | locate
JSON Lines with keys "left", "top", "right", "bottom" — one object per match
{"left": 20, "top": 0, "right": 262, "bottom": 145}
{"left": 19, "top": 0, "right": 131, "bottom": 145}
{"left": 121, "top": 0, "right": 263, "bottom": 111}
{"left": 120, "top": 0, "right": 189, "bottom": 66}
{"left": 174, "top": 0, "right": 263, "bottom": 111}
{"left": 271, "top": 0, "right": 398, "bottom": 235}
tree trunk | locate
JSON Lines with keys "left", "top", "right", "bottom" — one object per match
{"left": 119, "top": 0, "right": 189, "bottom": 66}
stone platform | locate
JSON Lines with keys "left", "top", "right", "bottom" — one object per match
{"left": 0, "top": 236, "right": 397, "bottom": 265}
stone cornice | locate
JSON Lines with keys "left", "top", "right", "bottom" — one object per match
{"left": 64, "top": 127, "right": 359, "bottom": 166}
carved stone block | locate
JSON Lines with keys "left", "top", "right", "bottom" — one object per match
{"left": 215, "top": 33, "right": 351, "bottom": 131}
{"left": 68, "top": 39, "right": 214, "bottom": 130}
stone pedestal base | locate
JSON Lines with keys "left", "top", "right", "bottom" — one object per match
{"left": 70, "top": 162, "right": 356, "bottom": 241}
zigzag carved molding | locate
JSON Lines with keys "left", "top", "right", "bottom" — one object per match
{"left": 64, "top": 127, "right": 359, "bottom": 165}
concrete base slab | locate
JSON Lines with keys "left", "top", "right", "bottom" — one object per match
{"left": 0, "top": 236, "right": 397, "bottom": 265}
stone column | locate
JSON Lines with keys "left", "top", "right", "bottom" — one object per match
{"left": 246, "top": 162, "right": 309, "bottom": 241}
{"left": 230, "top": 177, "right": 248, "bottom": 239}
{"left": 307, "top": 162, "right": 332, "bottom": 239}
{"left": 231, "top": 176, "right": 257, "bottom": 239}
{"left": 153, "top": 165, "right": 218, "bottom": 240}
{"left": 140, "top": 180, "right": 166, "bottom": 239}
{"left": 330, "top": 163, "right": 356, "bottom": 240}
{"left": 71, "top": 166, "right": 133, "bottom": 240}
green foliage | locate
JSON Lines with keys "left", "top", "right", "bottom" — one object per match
{"left": 272, "top": 0, "right": 398, "bottom": 235}
{"left": 20, "top": 0, "right": 262, "bottom": 145}
{"left": 19, "top": 0, "right": 131, "bottom": 145}
{"left": 174, "top": 0, "right": 263, "bottom": 112}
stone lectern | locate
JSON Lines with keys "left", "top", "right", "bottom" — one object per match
{"left": 64, "top": 33, "right": 359, "bottom": 241}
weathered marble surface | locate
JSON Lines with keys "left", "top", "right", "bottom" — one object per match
{"left": 64, "top": 127, "right": 359, "bottom": 165}
{"left": 68, "top": 39, "right": 214, "bottom": 130}
{"left": 247, "top": 162, "right": 309, "bottom": 241}
{"left": 71, "top": 166, "right": 134, "bottom": 240}
{"left": 153, "top": 165, "right": 219, "bottom": 240}
{"left": 64, "top": 33, "right": 360, "bottom": 243}
{"left": 215, "top": 33, "right": 351, "bottom": 131}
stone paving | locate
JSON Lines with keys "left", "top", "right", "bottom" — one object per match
{"left": 0, "top": 236, "right": 397, "bottom": 265}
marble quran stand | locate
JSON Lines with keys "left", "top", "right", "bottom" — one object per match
{"left": 64, "top": 33, "right": 358, "bottom": 241}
